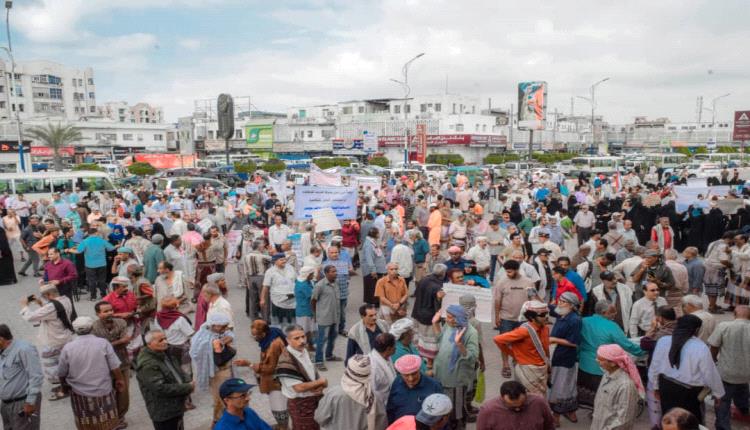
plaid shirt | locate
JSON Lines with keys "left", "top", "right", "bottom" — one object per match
{"left": 322, "top": 255, "right": 352, "bottom": 299}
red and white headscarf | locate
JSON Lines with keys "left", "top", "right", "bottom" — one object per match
{"left": 597, "top": 344, "right": 645, "bottom": 398}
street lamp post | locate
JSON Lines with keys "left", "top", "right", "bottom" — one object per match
{"left": 710, "top": 93, "right": 730, "bottom": 147}
{"left": 390, "top": 53, "right": 424, "bottom": 166}
{"left": 2, "top": 1, "right": 25, "bottom": 172}
{"left": 582, "top": 77, "right": 610, "bottom": 154}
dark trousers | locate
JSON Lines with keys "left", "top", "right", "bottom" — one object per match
{"left": 577, "top": 226, "right": 593, "bottom": 246}
{"left": 153, "top": 415, "right": 184, "bottom": 430}
{"left": 339, "top": 298, "right": 348, "bottom": 332}
{"left": 489, "top": 254, "right": 499, "bottom": 281}
{"left": 716, "top": 380, "right": 750, "bottom": 430}
{"left": 86, "top": 266, "right": 108, "bottom": 299}
{"left": 18, "top": 251, "right": 40, "bottom": 275}
{"left": 314, "top": 324, "right": 338, "bottom": 364}
{"left": 20, "top": 216, "right": 29, "bottom": 229}
{"left": 363, "top": 273, "right": 383, "bottom": 306}
{"left": 659, "top": 374, "right": 704, "bottom": 423}
{"left": 245, "top": 275, "right": 263, "bottom": 319}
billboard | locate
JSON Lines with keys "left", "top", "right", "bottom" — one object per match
{"left": 517, "top": 81, "right": 547, "bottom": 130}
{"left": 415, "top": 124, "right": 427, "bottom": 163}
{"left": 377, "top": 134, "right": 507, "bottom": 147}
{"left": 246, "top": 124, "right": 273, "bottom": 150}
{"left": 31, "top": 146, "right": 75, "bottom": 157}
{"left": 133, "top": 154, "right": 197, "bottom": 169}
{"left": 733, "top": 111, "right": 750, "bottom": 141}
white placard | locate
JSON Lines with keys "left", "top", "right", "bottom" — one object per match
{"left": 311, "top": 208, "right": 342, "bottom": 232}
{"left": 439, "top": 283, "right": 494, "bottom": 323}
{"left": 716, "top": 199, "right": 745, "bottom": 215}
{"left": 687, "top": 177, "right": 707, "bottom": 187}
{"left": 196, "top": 218, "right": 213, "bottom": 233}
{"left": 225, "top": 229, "right": 242, "bottom": 262}
{"left": 309, "top": 165, "right": 342, "bottom": 186}
{"left": 353, "top": 176, "right": 382, "bottom": 192}
{"left": 293, "top": 185, "right": 358, "bottom": 220}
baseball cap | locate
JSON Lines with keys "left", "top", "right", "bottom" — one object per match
{"left": 219, "top": 378, "right": 256, "bottom": 399}
{"left": 416, "top": 393, "right": 452, "bottom": 425}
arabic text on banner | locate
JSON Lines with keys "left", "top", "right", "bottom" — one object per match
{"left": 293, "top": 185, "right": 357, "bottom": 220}
{"left": 439, "top": 283, "right": 494, "bottom": 323}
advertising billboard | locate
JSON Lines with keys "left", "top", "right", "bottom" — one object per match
{"left": 246, "top": 124, "right": 273, "bottom": 150}
{"left": 377, "top": 134, "right": 507, "bottom": 148}
{"left": 415, "top": 124, "right": 427, "bottom": 163}
{"left": 733, "top": 111, "right": 750, "bottom": 141}
{"left": 517, "top": 81, "right": 547, "bottom": 130}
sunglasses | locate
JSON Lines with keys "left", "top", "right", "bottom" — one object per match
{"left": 536, "top": 313, "right": 549, "bottom": 318}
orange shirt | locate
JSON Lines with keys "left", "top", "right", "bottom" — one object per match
{"left": 374, "top": 275, "right": 408, "bottom": 305}
{"left": 493, "top": 323, "right": 550, "bottom": 366}
{"left": 32, "top": 234, "right": 57, "bottom": 259}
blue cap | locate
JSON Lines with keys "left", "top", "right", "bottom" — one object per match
{"left": 219, "top": 378, "right": 255, "bottom": 399}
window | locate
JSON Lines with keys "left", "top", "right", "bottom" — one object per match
{"left": 78, "top": 79, "right": 83, "bottom": 86}
{"left": 50, "top": 179, "right": 71, "bottom": 193}
{"left": 322, "top": 130, "right": 334, "bottom": 139}
{"left": 435, "top": 103, "right": 441, "bottom": 112}
{"left": 482, "top": 124, "right": 487, "bottom": 132}
{"left": 119, "top": 117, "right": 125, "bottom": 122}
{"left": 89, "top": 106, "right": 96, "bottom": 113}
{"left": 342, "top": 107, "right": 353, "bottom": 115}
{"left": 394, "top": 105, "right": 401, "bottom": 114}
{"left": 118, "top": 108, "right": 125, "bottom": 115}
{"left": 123, "top": 134, "right": 133, "bottom": 141}
{"left": 452, "top": 103, "right": 456, "bottom": 114}
{"left": 472, "top": 106, "right": 476, "bottom": 114}
{"left": 72, "top": 78, "right": 77, "bottom": 87}
{"left": 208, "top": 130, "right": 215, "bottom": 139}
{"left": 18, "top": 104, "right": 23, "bottom": 112}
{"left": 87, "top": 78, "right": 94, "bottom": 85}
{"left": 455, "top": 123, "right": 464, "bottom": 132}
{"left": 358, "top": 106, "right": 365, "bottom": 113}
{"left": 88, "top": 92, "right": 95, "bottom": 99}
{"left": 77, "top": 177, "right": 111, "bottom": 192}
{"left": 475, "top": 124, "right": 480, "bottom": 132}
{"left": 298, "top": 109, "right": 306, "bottom": 118}
{"left": 307, "top": 130, "right": 313, "bottom": 138}
{"left": 137, "top": 134, "right": 143, "bottom": 141}
{"left": 14, "top": 85, "right": 22, "bottom": 97}
{"left": 405, "top": 105, "right": 411, "bottom": 113}
{"left": 234, "top": 129, "right": 242, "bottom": 139}
{"left": 0, "top": 101, "right": 5, "bottom": 109}
{"left": 14, "top": 179, "right": 47, "bottom": 194}
{"left": 154, "top": 134, "right": 163, "bottom": 141}
{"left": 50, "top": 88, "right": 62, "bottom": 99}
{"left": 420, "top": 104, "right": 427, "bottom": 113}
{"left": 95, "top": 133, "right": 116, "bottom": 142}
{"left": 0, "top": 85, "right": 4, "bottom": 93}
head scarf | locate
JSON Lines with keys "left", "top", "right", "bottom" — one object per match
{"left": 459, "top": 294, "right": 477, "bottom": 319}
{"left": 389, "top": 318, "right": 414, "bottom": 339}
{"left": 189, "top": 315, "right": 235, "bottom": 390}
{"left": 446, "top": 304, "right": 468, "bottom": 371}
{"left": 156, "top": 297, "right": 184, "bottom": 330}
{"left": 559, "top": 291, "right": 581, "bottom": 308}
{"left": 254, "top": 320, "right": 286, "bottom": 352}
{"left": 669, "top": 314, "right": 703, "bottom": 369}
{"left": 341, "top": 354, "right": 379, "bottom": 430}
{"left": 597, "top": 344, "right": 645, "bottom": 398}
{"left": 297, "top": 265, "right": 316, "bottom": 282}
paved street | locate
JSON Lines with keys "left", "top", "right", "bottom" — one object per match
{"left": 3, "top": 255, "right": 742, "bottom": 430}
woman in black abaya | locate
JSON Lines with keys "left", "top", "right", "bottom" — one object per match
{"left": 685, "top": 206, "right": 706, "bottom": 253}
{"left": 0, "top": 227, "right": 17, "bottom": 285}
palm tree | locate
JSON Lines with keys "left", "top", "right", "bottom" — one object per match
{"left": 25, "top": 123, "right": 82, "bottom": 172}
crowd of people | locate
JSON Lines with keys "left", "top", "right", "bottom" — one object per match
{"left": 0, "top": 164, "right": 749, "bottom": 430}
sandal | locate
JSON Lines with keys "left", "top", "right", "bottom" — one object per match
{"left": 563, "top": 412, "right": 578, "bottom": 423}
{"left": 49, "top": 390, "right": 69, "bottom": 401}
{"left": 502, "top": 367, "right": 511, "bottom": 379}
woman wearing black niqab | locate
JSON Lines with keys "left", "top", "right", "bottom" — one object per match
{"left": 0, "top": 226, "right": 16, "bottom": 285}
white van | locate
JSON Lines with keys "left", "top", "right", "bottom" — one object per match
{"left": 0, "top": 171, "right": 117, "bottom": 201}
{"left": 155, "top": 176, "right": 231, "bottom": 192}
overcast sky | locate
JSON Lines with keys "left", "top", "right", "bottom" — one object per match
{"left": 12, "top": 0, "right": 750, "bottom": 123}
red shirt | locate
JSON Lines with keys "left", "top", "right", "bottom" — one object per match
{"left": 554, "top": 277, "right": 583, "bottom": 303}
{"left": 651, "top": 226, "right": 672, "bottom": 250}
{"left": 341, "top": 222, "right": 360, "bottom": 248}
{"left": 103, "top": 290, "right": 138, "bottom": 314}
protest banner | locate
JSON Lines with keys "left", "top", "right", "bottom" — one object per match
{"left": 293, "top": 185, "right": 357, "bottom": 220}
{"left": 716, "top": 198, "right": 745, "bottom": 215}
{"left": 54, "top": 203, "right": 71, "bottom": 218}
{"left": 309, "top": 165, "right": 342, "bottom": 186}
{"left": 352, "top": 176, "right": 382, "bottom": 192}
{"left": 289, "top": 233, "right": 303, "bottom": 270}
{"left": 196, "top": 218, "right": 213, "bottom": 233}
{"left": 439, "top": 283, "right": 494, "bottom": 323}
{"left": 673, "top": 185, "right": 731, "bottom": 212}
{"left": 225, "top": 229, "right": 242, "bottom": 262}
{"left": 311, "top": 208, "right": 342, "bottom": 232}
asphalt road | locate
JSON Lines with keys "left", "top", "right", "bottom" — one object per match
{"left": 3, "top": 255, "right": 743, "bottom": 430}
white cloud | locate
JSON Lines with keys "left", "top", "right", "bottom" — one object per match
{"left": 178, "top": 38, "right": 201, "bottom": 50}
{"left": 16, "top": 0, "right": 750, "bottom": 123}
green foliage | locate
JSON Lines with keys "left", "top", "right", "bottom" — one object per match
{"left": 127, "top": 162, "right": 157, "bottom": 176}
{"left": 717, "top": 146, "right": 738, "bottom": 153}
{"left": 425, "top": 153, "right": 464, "bottom": 165}
{"left": 531, "top": 152, "right": 577, "bottom": 164}
{"left": 694, "top": 146, "right": 708, "bottom": 154}
{"left": 233, "top": 160, "right": 257, "bottom": 174}
{"left": 72, "top": 163, "right": 104, "bottom": 172}
{"left": 312, "top": 157, "right": 351, "bottom": 169}
{"left": 261, "top": 158, "right": 287, "bottom": 173}
{"left": 26, "top": 123, "right": 83, "bottom": 172}
{"left": 368, "top": 156, "right": 390, "bottom": 168}
{"left": 483, "top": 153, "right": 520, "bottom": 164}
{"left": 674, "top": 147, "right": 693, "bottom": 157}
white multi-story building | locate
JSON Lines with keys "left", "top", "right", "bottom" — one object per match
{"left": 0, "top": 60, "right": 97, "bottom": 121}
{"left": 96, "top": 101, "right": 164, "bottom": 124}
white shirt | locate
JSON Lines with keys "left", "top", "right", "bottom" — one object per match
{"left": 466, "top": 244, "right": 491, "bottom": 271}
{"left": 619, "top": 228, "right": 638, "bottom": 245}
{"left": 263, "top": 265, "right": 297, "bottom": 309}
{"left": 369, "top": 350, "right": 397, "bottom": 407}
{"left": 573, "top": 210, "right": 595, "bottom": 228}
{"left": 279, "top": 345, "right": 317, "bottom": 399}
{"left": 612, "top": 256, "right": 643, "bottom": 288}
{"left": 268, "top": 224, "right": 293, "bottom": 246}
{"left": 153, "top": 316, "right": 194, "bottom": 346}
{"left": 648, "top": 336, "right": 725, "bottom": 397}
{"left": 390, "top": 244, "right": 414, "bottom": 278}
{"left": 629, "top": 296, "right": 668, "bottom": 336}
{"left": 169, "top": 218, "right": 187, "bottom": 237}
{"left": 520, "top": 261, "right": 540, "bottom": 283}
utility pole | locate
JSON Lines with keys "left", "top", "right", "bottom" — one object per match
{"left": 508, "top": 103, "right": 513, "bottom": 152}
{"left": 390, "top": 53, "right": 425, "bottom": 166}
{"left": 711, "top": 93, "right": 730, "bottom": 146}
{"left": 3, "top": 1, "right": 25, "bottom": 172}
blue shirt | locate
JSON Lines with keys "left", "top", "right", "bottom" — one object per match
{"left": 214, "top": 407, "right": 272, "bottom": 430}
{"left": 322, "top": 255, "right": 352, "bottom": 299}
{"left": 386, "top": 374, "right": 443, "bottom": 424}
{"left": 549, "top": 308, "right": 582, "bottom": 368}
{"left": 565, "top": 269, "right": 588, "bottom": 301}
{"left": 294, "top": 280, "right": 314, "bottom": 317}
{"left": 77, "top": 235, "right": 115, "bottom": 268}
{"left": 412, "top": 239, "right": 430, "bottom": 264}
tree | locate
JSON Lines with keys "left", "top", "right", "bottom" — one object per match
{"left": 313, "top": 157, "right": 351, "bottom": 169}
{"left": 25, "top": 123, "right": 82, "bottom": 172}
{"left": 233, "top": 160, "right": 257, "bottom": 174}
{"left": 483, "top": 153, "right": 520, "bottom": 164}
{"left": 128, "top": 162, "right": 157, "bottom": 176}
{"left": 717, "top": 146, "right": 738, "bottom": 154}
{"left": 261, "top": 159, "right": 286, "bottom": 173}
{"left": 368, "top": 156, "right": 390, "bottom": 167}
{"left": 72, "top": 163, "right": 104, "bottom": 172}
{"left": 426, "top": 153, "right": 464, "bottom": 165}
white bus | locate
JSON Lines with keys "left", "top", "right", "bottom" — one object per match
{"left": 643, "top": 153, "right": 688, "bottom": 169}
{"left": 693, "top": 153, "right": 731, "bottom": 164}
{"left": 569, "top": 156, "right": 622, "bottom": 175}
{"left": 0, "top": 171, "right": 117, "bottom": 201}
{"left": 200, "top": 154, "right": 265, "bottom": 168}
